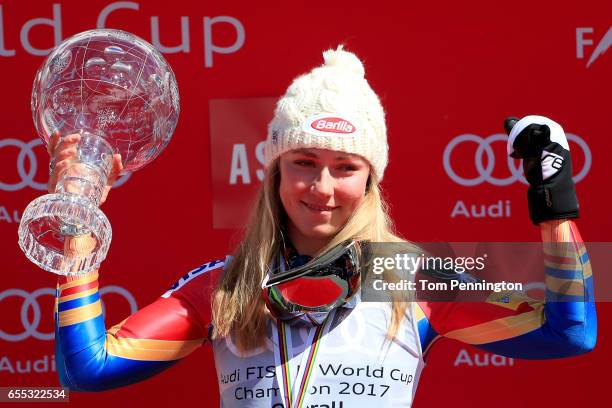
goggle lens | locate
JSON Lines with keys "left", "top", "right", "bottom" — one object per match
{"left": 274, "top": 276, "right": 346, "bottom": 308}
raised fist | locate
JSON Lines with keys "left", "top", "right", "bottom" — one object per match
{"left": 505, "top": 115, "right": 579, "bottom": 224}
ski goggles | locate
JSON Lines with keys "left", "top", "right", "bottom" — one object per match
{"left": 262, "top": 240, "right": 362, "bottom": 317}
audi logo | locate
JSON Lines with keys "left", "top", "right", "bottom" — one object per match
{"left": 443, "top": 133, "right": 592, "bottom": 186}
{"left": 0, "top": 286, "right": 138, "bottom": 342}
{"left": 0, "top": 138, "right": 131, "bottom": 191}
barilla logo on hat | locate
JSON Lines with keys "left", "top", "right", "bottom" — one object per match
{"left": 302, "top": 113, "right": 357, "bottom": 137}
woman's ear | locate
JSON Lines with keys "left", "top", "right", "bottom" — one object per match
{"left": 365, "top": 175, "right": 372, "bottom": 194}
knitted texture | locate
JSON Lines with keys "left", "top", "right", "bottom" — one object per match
{"left": 265, "top": 46, "right": 388, "bottom": 180}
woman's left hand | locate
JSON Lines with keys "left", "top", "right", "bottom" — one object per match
{"left": 505, "top": 115, "right": 579, "bottom": 224}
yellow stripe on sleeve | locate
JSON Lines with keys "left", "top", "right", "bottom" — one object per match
{"left": 106, "top": 336, "right": 204, "bottom": 361}
{"left": 58, "top": 302, "right": 103, "bottom": 327}
{"left": 442, "top": 305, "right": 545, "bottom": 345}
{"left": 582, "top": 260, "right": 593, "bottom": 279}
{"left": 108, "top": 318, "right": 129, "bottom": 336}
{"left": 415, "top": 303, "right": 426, "bottom": 322}
{"left": 545, "top": 276, "right": 585, "bottom": 296}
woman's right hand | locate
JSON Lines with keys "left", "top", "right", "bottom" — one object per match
{"left": 47, "top": 132, "right": 123, "bottom": 205}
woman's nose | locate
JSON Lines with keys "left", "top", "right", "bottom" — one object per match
{"left": 311, "top": 167, "right": 334, "bottom": 198}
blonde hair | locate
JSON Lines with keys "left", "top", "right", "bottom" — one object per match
{"left": 211, "top": 159, "right": 412, "bottom": 350}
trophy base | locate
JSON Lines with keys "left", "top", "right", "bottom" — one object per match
{"left": 18, "top": 193, "right": 112, "bottom": 275}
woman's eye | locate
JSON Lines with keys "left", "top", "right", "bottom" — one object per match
{"left": 338, "top": 164, "right": 357, "bottom": 171}
{"left": 295, "top": 160, "right": 314, "bottom": 167}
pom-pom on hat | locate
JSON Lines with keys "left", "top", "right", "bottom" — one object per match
{"left": 265, "top": 45, "right": 389, "bottom": 180}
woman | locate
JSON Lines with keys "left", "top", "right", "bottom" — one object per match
{"left": 51, "top": 47, "right": 596, "bottom": 407}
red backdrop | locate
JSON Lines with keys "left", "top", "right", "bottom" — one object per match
{"left": 1, "top": 0, "right": 610, "bottom": 406}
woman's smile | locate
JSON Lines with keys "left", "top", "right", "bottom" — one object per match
{"left": 301, "top": 201, "right": 339, "bottom": 213}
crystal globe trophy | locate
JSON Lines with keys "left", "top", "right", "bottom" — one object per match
{"left": 18, "top": 29, "right": 180, "bottom": 275}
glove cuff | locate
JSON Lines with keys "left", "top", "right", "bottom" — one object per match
{"left": 527, "top": 184, "right": 579, "bottom": 225}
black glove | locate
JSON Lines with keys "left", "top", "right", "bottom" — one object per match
{"left": 504, "top": 115, "right": 579, "bottom": 225}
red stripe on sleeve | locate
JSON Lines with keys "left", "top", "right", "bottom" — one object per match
{"left": 60, "top": 280, "right": 99, "bottom": 297}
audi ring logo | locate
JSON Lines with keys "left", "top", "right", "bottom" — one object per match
{"left": 443, "top": 133, "right": 592, "bottom": 186}
{"left": 0, "top": 138, "right": 131, "bottom": 191}
{"left": 0, "top": 286, "right": 138, "bottom": 342}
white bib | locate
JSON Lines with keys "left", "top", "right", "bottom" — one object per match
{"left": 212, "top": 299, "right": 424, "bottom": 407}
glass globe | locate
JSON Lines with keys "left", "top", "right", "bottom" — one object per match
{"left": 19, "top": 28, "right": 180, "bottom": 275}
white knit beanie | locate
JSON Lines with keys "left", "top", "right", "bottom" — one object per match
{"left": 264, "top": 45, "right": 388, "bottom": 180}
